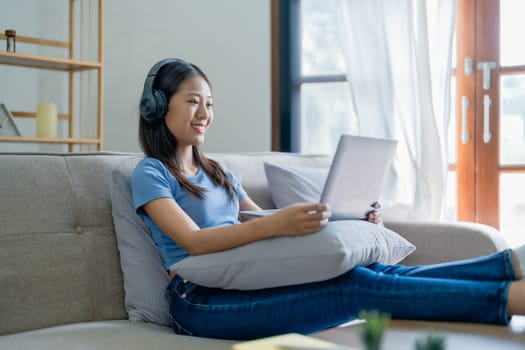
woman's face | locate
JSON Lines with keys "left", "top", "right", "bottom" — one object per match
{"left": 164, "top": 75, "right": 213, "bottom": 148}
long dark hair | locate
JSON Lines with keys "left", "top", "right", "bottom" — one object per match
{"left": 138, "top": 59, "right": 236, "bottom": 199}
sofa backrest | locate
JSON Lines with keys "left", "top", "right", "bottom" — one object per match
{"left": 0, "top": 153, "right": 131, "bottom": 334}
{"left": 0, "top": 151, "right": 330, "bottom": 334}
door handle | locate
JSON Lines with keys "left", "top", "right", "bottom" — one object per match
{"left": 464, "top": 57, "right": 473, "bottom": 76}
{"left": 461, "top": 96, "right": 470, "bottom": 144}
{"left": 483, "top": 94, "right": 492, "bottom": 143}
{"left": 477, "top": 61, "right": 497, "bottom": 90}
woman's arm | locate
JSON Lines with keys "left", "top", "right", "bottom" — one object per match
{"left": 237, "top": 196, "right": 263, "bottom": 222}
{"left": 143, "top": 196, "right": 330, "bottom": 256}
{"left": 239, "top": 195, "right": 263, "bottom": 211}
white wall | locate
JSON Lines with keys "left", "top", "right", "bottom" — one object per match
{"left": 0, "top": 0, "right": 272, "bottom": 152}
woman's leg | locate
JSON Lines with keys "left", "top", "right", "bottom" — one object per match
{"left": 166, "top": 267, "right": 514, "bottom": 341}
{"left": 369, "top": 249, "right": 520, "bottom": 281}
{"left": 508, "top": 280, "right": 525, "bottom": 316}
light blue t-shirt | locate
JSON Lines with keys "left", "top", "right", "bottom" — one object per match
{"left": 131, "top": 157, "right": 246, "bottom": 269}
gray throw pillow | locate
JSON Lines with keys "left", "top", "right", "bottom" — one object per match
{"left": 170, "top": 220, "right": 415, "bottom": 290}
{"left": 110, "top": 157, "right": 170, "bottom": 326}
{"left": 264, "top": 162, "right": 329, "bottom": 208}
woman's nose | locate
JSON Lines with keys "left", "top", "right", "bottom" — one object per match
{"left": 196, "top": 104, "right": 208, "bottom": 119}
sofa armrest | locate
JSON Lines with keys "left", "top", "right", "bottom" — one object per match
{"left": 384, "top": 221, "right": 509, "bottom": 266}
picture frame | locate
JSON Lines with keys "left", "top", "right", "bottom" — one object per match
{"left": 0, "top": 103, "right": 21, "bottom": 136}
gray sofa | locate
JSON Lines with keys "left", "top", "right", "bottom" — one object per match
{"left": 0, "top": 152, "right": 509, "bottom": 349}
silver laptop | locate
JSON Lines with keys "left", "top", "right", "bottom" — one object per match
{"left": 240, "top": 134, "right": 398, "bottom": 220}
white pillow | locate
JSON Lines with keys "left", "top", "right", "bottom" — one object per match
{"left": 264, "top": 162, "right": 329, "bottom": 208}
{"left": 170, "top": 220, "right": 415, "bottom": 290}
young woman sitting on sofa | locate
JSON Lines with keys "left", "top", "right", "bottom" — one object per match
{"left": 131, "top": 58, "right": 525, "bottom": 340}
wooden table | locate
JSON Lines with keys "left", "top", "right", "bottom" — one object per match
{"left": 313, "top": 316, "right": 525, "bottom": 349}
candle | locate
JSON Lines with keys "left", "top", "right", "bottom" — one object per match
{"left": 36, "top": 102, "right": 57, "bottom": 138}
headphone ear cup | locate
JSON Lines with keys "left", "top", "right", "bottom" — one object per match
{"left": 140, "top": 58, "right": 178, "bottom": 123}
{"left": 140, "top": 89, "right": 167, "bottom": 123}
{"left": 152, "top": 89, "right": 168, "bottom": 120}
{"left": 139, "top": 94, "right": 156, "bottom": 122}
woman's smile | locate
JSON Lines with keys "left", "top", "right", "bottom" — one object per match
{"left": 190, "top": 122, "right": 207, "bottom": 134}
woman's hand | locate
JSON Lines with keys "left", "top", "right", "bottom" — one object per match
{"left": 366, "top": 202, "right": 382, "bottom": 224}
{"left": 268, "top": 203, "right": 331, "bottom": 237}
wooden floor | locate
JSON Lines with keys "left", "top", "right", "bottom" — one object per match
{"left": 314, "top": 316, "right": 525, "bottom": 349}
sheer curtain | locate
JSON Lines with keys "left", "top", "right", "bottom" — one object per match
{"left": 335, "top": 0, "right": 456, "bottom": 220}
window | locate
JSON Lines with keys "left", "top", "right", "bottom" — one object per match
{"left": 272, "top": 0, "right": 355, "bottom": 154}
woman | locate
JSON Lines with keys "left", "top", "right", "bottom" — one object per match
{"left": 132, "top": 58, "right": 525, "bottom": 340}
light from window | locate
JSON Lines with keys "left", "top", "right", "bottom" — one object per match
{"left": 500, "top": 0, "right": 525, "bottom": 66}
{"left": 300, "top": 82, "right": 357, "bottom": 154}
{"left": 500, "top": 173, "right": 525, "bottom": 247}
{"left": 300, "top": 0, "right": 345, "bottom": 76}
{"left": 500, "top": 75, "right": 525, "bottom": 165}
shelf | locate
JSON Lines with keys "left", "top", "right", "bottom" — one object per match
{"left": 0, "top": 136, "right": 101, "bottom": 145}
{"left": 1, "top": 0, "right": 104, "bottom": 152}
{"left": 12, "top": 110, "right": 69, "bottom": 120}
{"left": 0, "top": 51, "right": 101, "bottom": 72}
{"left": 0, "top": 33, "right": 69, "bottom": 49}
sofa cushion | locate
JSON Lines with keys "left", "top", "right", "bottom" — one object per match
{"left": 0, "top": 320, "right": 235, "bottom": 350}
{"left": 111, "top": 157, "right": 171, "bottom": 326}
{"left": 170, "top": 220, "right": 415, "bottom": 290}
{"left": 0, "top": 154, "right": 127, "bottom": 335}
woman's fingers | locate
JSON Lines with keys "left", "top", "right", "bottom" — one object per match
{"left": 367, "top": 202, "right": 382, "bottom": 224}
{"left": 366, "top": 209, "right": 382, "bottom": 224}
{"left": 297, "top": 202, "right": 330, "bottom": 215}
{"left": 278, "top": 203, "right": 331, "bottom": 235}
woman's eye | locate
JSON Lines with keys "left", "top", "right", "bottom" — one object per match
{"left": 206, "top": 103, "right": 213, "bottom": 108}
{"left": 189, "top": 100, "right": 199, "bottom": 105}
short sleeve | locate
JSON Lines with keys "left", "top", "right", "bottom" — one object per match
{"left": 224, "top": 168, "right": 246, "bottom": 201}
{"left": 131, "top": 158, "right": 175, "bottom": 213}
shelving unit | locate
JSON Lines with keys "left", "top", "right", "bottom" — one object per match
{"left": 0, "top": 0, "right": 104, "bottom": 151}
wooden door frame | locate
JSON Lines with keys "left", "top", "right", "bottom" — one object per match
{"left": 475, "top": 0, "right": 500, "bottom": 228}
{"left": 456, "top": 0, "right": 500, "bottom": 228}
{"left": 456, "top": 0, "right": 477, "bottom": 223}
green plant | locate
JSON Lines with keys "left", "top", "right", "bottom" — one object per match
{"left": 358, "top": 310, "right": 391, "bottom": 350}
{"left": 414, "top": 330, "right": 446, "bottom": 350}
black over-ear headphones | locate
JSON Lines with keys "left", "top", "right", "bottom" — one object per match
{"left": 139, "top": 58, "right": 178, "bottom": 123}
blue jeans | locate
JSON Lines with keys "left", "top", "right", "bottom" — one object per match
{"left": 166, "top": 249, "right": 517, "bottom": 340}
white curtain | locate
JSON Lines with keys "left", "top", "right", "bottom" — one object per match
{"left": 335, "top": 0, "right": 456, "bottom": 221}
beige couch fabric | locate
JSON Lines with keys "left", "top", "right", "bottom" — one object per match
{"left": 0, "top": 154, "right": 128, "bottom": 334}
